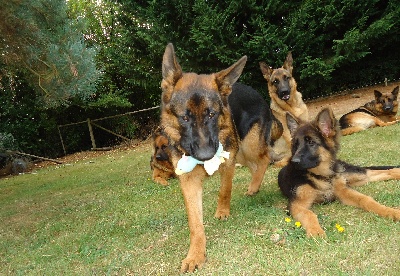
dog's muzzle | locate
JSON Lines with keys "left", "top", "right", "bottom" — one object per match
{"left": 279, "top": 90, "right": 291, "bottom": 101}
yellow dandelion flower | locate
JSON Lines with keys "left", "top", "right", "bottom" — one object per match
{"left": 285, "top": 217, "right": 292, "bottom": 223}
{"left": 335, "top": 223, "right": 345, "bottom": 233}
{"left": 295, "top": 221, "right": 301, "bottom": 228}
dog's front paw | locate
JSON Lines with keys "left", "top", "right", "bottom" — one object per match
{"left": 387, "top": 208, "right": 400, "bottom": 221}
{"left": 245, "top": 189, "right": 259, "bottom": 196}
{"left": 214, "top": 208, "right": 230, "bottom": 220}
{"left": 305, "top": 226, "right": 326, "bottom": 238}
{"left": 154, "top": 177, "right": 169, "bottom": 186}
{"left": 180, "top": 254, "right": 206, "bottom": 273}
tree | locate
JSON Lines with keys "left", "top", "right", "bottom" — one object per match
{"left": 0, "top": 0, "right": 100, "bottom": 106}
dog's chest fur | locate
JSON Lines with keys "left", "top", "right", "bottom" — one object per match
{"left": 306, "top": 172, "right": 335, "bottom": 202}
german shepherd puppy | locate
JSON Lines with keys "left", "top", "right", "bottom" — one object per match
{"left": 160, "top": 43, "right": 247, "bottom": 272}
{"left": 278, "top": 107, "right": 400, "bottom": 237}
{"left": 150, "top": 128, "right": 176, "bottom": 186}
{"left": 228, "top": 82, "right": 283, "bottom": 195}
{"left": 339, "top": 86, "right": 399, "bottom": 135}
{"left": 259, "top": 52, "right": 308, "bottom": 166}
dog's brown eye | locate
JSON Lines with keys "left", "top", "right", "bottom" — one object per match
{"left": 305, "top": 136, "right": 315, "bottom": 146}
{"left": 273, "top": 79, "right": 279, "bottom": 85}
{"left": 182, "top": 115, "right": 189, "bottom": 122}
{"left": 209, "top": 112, "right": 215, "bottom": 119}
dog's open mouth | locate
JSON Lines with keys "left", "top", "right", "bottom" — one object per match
{"left": 281, "top": 94, "right": 290, "bottom": 101}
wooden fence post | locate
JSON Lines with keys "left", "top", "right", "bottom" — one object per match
{"left": 57, "top": 126, "right": 67, "bottom": 156}
{"left": 87, "top": 118, "right": 97, "bottom": 149}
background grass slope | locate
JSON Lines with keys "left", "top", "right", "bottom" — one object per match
{"left": 1, "top": 124, "right": 399, "bottom": 275}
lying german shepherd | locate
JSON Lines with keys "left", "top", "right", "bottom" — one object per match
{"left": 150, "top": 128, "right": 176, "bottom": 186}
{"left": 160, "top": 43, "right": 247, "bottom": 272}
{"left": 278, "top": 107, "right": 400, "bottom": 237}
{"left": 339, "top": 86, "right": 399, "bottom": 135}
{"left": 259, "top": 52, "right": 308, "bottom": 166}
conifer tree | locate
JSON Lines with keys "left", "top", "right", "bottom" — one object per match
{"left": 0, "top": 0, "right": 99, "bottom": 106}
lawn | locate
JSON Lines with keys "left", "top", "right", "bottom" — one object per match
{"left": 1, "top": 124, "right": 400, "bottom": 275}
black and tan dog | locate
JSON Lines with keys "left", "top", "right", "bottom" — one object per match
{"left": 160, "top": 43, "right": 247, "bottom": 272}
{"left": 259, "top": 52, "right": 309, "bottom": 166}
{"left": 228, "top": 82, "right": 283, "bottom": 195}
{"left": 150, "top": 128, "right": 176, "bottom": 186}
{"left": 278, "top": 107, "right": 400, "bottom": 237}
{"left": 339, "top": 86, "right": 399, "bottom": 135}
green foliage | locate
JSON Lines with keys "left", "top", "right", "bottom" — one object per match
{"left": 112, "top": 0, "right": 400, "bottom": 99}
{"left": 0, "top": 72, "right": 61, "bottom": 156}
{"left": 0, "top": 133, "right": 16, "bottom": 151}
{"left": 88, "top": 94, "right": 132, "bottom": 109}
{"left": 0, "top": 0, "right": 100, "bottom": 105}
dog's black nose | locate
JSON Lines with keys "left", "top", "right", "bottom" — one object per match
{"left": 291, "top": 156, "right": 301, "bottom": 164}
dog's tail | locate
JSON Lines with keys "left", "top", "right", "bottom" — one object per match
{"left": 365, "top": 165, "right": 400, "bottom": 170}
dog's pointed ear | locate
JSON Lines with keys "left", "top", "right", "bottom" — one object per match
{"left": 316, "top": 108, "right": 336, "bottom": 138}
{"left": 161, "top": 43, "right": 183, "bottom": 104}
{"left": 392, "top": 86, "right": 399, "bottom": 98}
{"left": 214, "top": 56, "right": 247, "bottom": 96}
{"left": 374, "top": 90, "right": 383, "bottom": 100}
{"left": 259, "top": 62, "right": 273, "bottom": 80}
{"left": 286, "top": 112, "right": 299, "bottom": 137}
{"left": 282, "top": 51, "right": 293, "bottom": 74}
{"left": 161, "top": 43, "right": 183, "bottom": 88}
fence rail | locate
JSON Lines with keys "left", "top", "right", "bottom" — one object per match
{"left": 57, "top": 106, "right": 160, "bottom": 155}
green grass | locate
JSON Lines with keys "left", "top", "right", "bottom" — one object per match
{"left": 1, "top": 124, "right": 400, "bottom": 275}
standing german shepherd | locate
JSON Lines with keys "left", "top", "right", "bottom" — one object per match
{"left": 278, "top": 107, "right": 400, "bottom": 237}
{"left": 339, "top": 86, "right": 399, "bottom": 135}
{"left": 228, "top": 82, "right": 283, "bottom": 195}
{"left": 259, "top": 52, "right": 308, "bottom": 166}
{"left": 160, "top": 43, "right": 247, "bottom": 272}
{"left": 150, "top": 128, "right": 176, "bottom": 186}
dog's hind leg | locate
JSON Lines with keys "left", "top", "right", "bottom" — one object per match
{"left": 179, "top": 167, "right": 208, "bottom": 273}
{"left": 372, "top": 117, "right": 398, "bottom": 127}
{"left": 341, "top": 126, "right": 366, "bottom": 136}
{"left": 245, "top": 157, "right": 270, "bottom": 196}
{"left": 347, "top": 168, "right": 400, "bottom": 187}
{"left": 289, "top": 184, "right": 326, "bottom": 237}
{"left": 333, "top": 175, "right": 400, "bottom": 221}
{"left": 366, "top": 168, "right": 400, "bottom": 181}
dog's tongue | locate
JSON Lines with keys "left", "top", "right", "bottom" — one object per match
{"left": 282, "top": 95, "right": 290, "bottom": 101}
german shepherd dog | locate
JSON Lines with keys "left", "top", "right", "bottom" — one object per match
{"left": 228, "top": 82, "right": 283, "bottom": 195}
{"left": 339, "top": 86, "right": 399, "bottom": 135}
{"left": 150, "top": 128, "right": 176, "bottom": 186}
{"left": 160, "top": 43, "right": 247, "bottom": 272}
{"left": 259, "top": 52, "right": 308, "bottom": 166}
{"left": 278, "top": 107, "right": 400, "bottom": 237}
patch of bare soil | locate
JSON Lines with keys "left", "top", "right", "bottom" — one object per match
{"left": 30, "top": 140, "right": 152, "bottom": 171}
